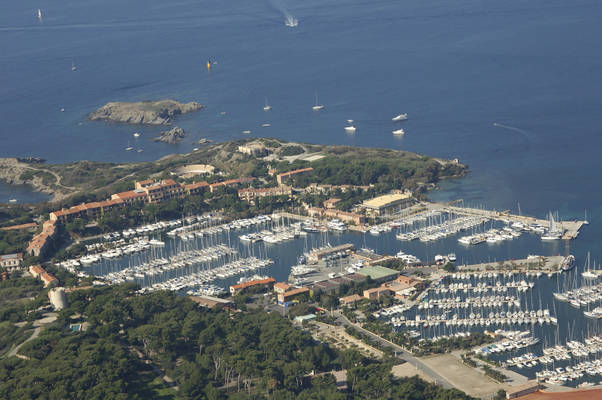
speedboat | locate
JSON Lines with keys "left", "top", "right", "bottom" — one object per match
{"left": 392, "top": 113, "right": 408, "bottom": 122}
{"left": 261, "top": 123, "right": 271, "bottom": 127}
{"left": 393, "top": 128, "right": 405, "bottom": 135}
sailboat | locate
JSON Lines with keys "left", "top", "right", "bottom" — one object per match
{"left": 71, "top": 62, "right": 77, "bottom": 71}
{"left": 263, "top": 98, "right": 272, "bottom": 111}
{"left": 37, "top": 9, "right": 43, "bottom": 21}
{"left": 541, "top": 211, "right": 561, "bottom": 240}
{"left": 584, "top": 209, "right": 589, "bottom": 225}
{"left": 312, "top": 92, "right": 324, "bottom": 111}
{"left": 582, "top": 252, "right": 597, "bottom": 279}
{"left": 125, "top": 140, "right": 133, "bottom": 151}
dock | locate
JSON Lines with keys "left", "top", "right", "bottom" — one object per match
{"left": 426, "top": 202, "right": 585, "bottom": 240}
{"left": 456, "top": 255, "right": 566, "bottom": 274}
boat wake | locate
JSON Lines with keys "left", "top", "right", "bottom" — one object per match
{"left": 269, "top": 0, "right": 298, "bottom": 27}
{"left": 493, "top": 122, "right": 533, "bottom": 142}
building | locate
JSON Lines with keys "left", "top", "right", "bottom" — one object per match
{"left": 361, "top": 192, "right": 413, "bottom": 217}
{"left": 26, "top": 220, "right": 57, "bottom": 257}
{"left": 339, "top": 294, "right": 363, "bottom": 306}
{"left": 305, "top": 183, "right": 372, "bottom": 194}
{"left": 506, "top": 381, "right": 540, "bottom": 399}
{"left": 51, "top": 178, "right": 211, "bottom": 224}
{"left": 308, "top": 243, "right": 355, "bottom": 263}
{"left": 238, "top": 185, "right": 292, "bottom": 203}
{"left": 0, "top": 253, "right": 23, "bottom": 272}
{"left": 277, "top": 287, "right": 309, "bottom": 304}
{"left": 323, "top": 198, "right": 342, "bottom": 209}
{"left": 209, "top": 177, "right": 255, "bottom": 193}
{"left": 184, "top": 181, "right": 210, "bottom": 195}
{"left": 363, "top": 287, "right": 393, "bottom": 300}
{"left": 237, "top": 142, "right": 268, "bottom": 156}
{"left": 294, "top": 314, "right": 317, "bottom": 323}
{"left": 48, "top": 287, "right": 68, "bottom": 311}
{"left": 276, "top": 167, "right": 313, "bottom": 185}
{"left": 396, "top": 275, "right": 426, "bottom": 290}
{"left": 111, "top": 190, "right": 148, "bottom": 205}
{"left": 229, "top": 277, "right": 275, "bottom": 296}
{"left": 0, "top": 222, "right": 37, "bottom": 231}
{"left": 29, "top": 265, "right": 58, "bottom": 287}
{"left": 307, "top": 207, "right": 365, "bottom": 226}
{"left": 274, "top": 282, "right": 292, "bottom": 294}
{"left": 357, "top": 265, "right": 400, "bottom": 282}
{"left": 189, "top": 295, "right": 232, "bottom": 309}
{"left": 310, "top": 280, "right": 340, "bottom": 295}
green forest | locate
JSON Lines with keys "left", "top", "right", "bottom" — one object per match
{"left": 0, "top": 284, "right": 475, "bottom": 400}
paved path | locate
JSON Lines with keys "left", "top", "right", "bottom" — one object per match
{"left": 333, "top": 311, "right": 454, "bottom": 389}
{"left": 6, "top": 327, "right": 40, "bottom": 358}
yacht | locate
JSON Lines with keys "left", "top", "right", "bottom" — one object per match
{"left": 8, "top": 199, "right": 17, "bottom": 203}
{"left": 448, "top": 253, "right": 457, "bottom": 262}
{"left": 344, "top": 124, "right": 356, "bottom": 133}
{"left": 133, "top": 132, "right": 141, "bottom": 138}
{"left": 125, "top": 146, "right": 133, "bottom": 151}
{"left": 392, "top": 113, "right": 408, "bottom": 122}
{"left": 392, "top": 128, "right": 405, "bottom": 135}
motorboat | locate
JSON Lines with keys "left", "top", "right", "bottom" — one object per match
{"left": 392, "top": 113, "right": 408, "bottom": 122}
{"left": 344, "top": 125, "right": 356, "bottom": 133}
{"left": 393, "top": 128, "right": 405, "bottom": 135}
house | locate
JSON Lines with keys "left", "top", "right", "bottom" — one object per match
{"left": 29, "top": 265, "right": 58, "bottom": 287}
{"left": 209, "top": 177, "right": 255, "bottom": 193}
{"left": 0, "top": 253, "right": 23, "bottom": 272}
{"left": 276, "top": 167, "right": 313, "bottom": 185}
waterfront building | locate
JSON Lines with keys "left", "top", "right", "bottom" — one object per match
{"left": 0, "top": 253, "right": 23, "bottom": 272}
{"left": 307, "top": 207, "right": 365, "bottom": 225}
{"left": 361, "top": 192, "right": 413, "bottom": 217}
{"left": 229, "top": 277, "right": 275, "bottom": 296}
{"left": 189, "top": 295, "right": 232, "bottom": 309}
{"left": 238, "top": 185, "right": 292, "bottom": 203}
{"left": 276, "top": 167, "right": 313, "bottom": 185}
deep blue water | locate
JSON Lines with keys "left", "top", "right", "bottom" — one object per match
{"left": 2, "top": 2, "right": 602, "bottom": 290}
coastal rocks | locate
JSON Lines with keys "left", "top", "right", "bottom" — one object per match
{"left": 153, "top": 126, "right": 186, "bottom": 144}
{"left": 88, "top": 100, "right": 203, "bottom": 125}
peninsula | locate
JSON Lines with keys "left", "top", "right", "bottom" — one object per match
{"left": 88, "top": 99, "right": 203, "bottom": 125}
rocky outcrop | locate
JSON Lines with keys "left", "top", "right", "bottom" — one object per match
{"left": 88, "top": 100, "right": 203, "bottom": 125}
{"left": 153, "top": 126, "right": 186, "bottom": 144}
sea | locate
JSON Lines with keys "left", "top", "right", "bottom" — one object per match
{"left": 3, "top": 0, "right": 602, "bottom": 384}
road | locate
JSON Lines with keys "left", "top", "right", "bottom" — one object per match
{"left": 333, "top": 311, "right": 454, "bottom": 389}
